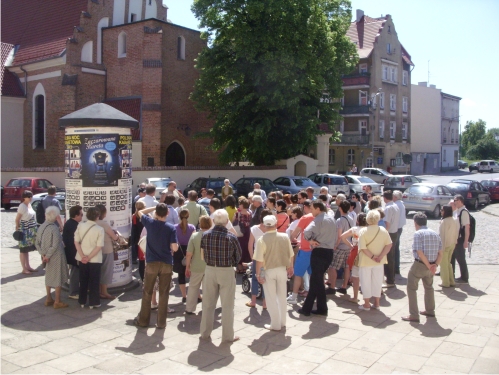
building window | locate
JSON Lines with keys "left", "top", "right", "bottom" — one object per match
{"left": 402, "top": 123, "right": 408, "bottom": 139}
{"left": 340, "top": 96, "right": 344, "bottom": 106}
{"left": 359, "top": 63, "right": 368, "bottom": 74}
{"left": 443, "top": 149, "right": 447, "bottom": 162}
{"left": 34, "top": 94, "right": 45, "bottom": 148}
{"left": 390, "top": 67, "right": 397, "bottom": 82}
{"left": 366, "top": 157, "right": 373, "bottom": 168}
{"left": 396, "top": 152, "right": 404, "bottom": 166}
{"left": 130, "top": 13, "right": 137, "bottom": 22}
{"left": 388, "top": 26, "right": 391, "bottom": 33}
{"left": 347, "top": 149, "right": 355, "bottom": 166}
{"left": 177, "top": 36, "right": 185, "bottom": 60}
{"left": 390, "top": 94, "right": 396, "bottom": 110}
{"left": 379, "top": 120, "right": 385, "bottom": 139}
{"left": 339, "top": 120, "right": 344, "bottom": 133}
{"left": 359, "top": 90, "right": 368, "bottom": 105}
{"left": 402, "top": 97, "right": 408, "bottom": 113}
{"left": 390, "top": 121, "right": 396, "bottom": 139}
{"left": 81, "top": 41, "right": 93, "bottom": 63}
{"left": 387, "top": 43, "right": 391, "bottom": 54}
{"left": 118, "top": 32, "right": 127, "bottom": 58}
{"left": 379, "top": 92, "right": 384, "bottom": 109}
{"left": 359, "top": 120, "right": 368, "bottom": 135}
{"left": 382, "top": 65, "right": 388, "bottom": 80}
{"left": 328, "top": 149, "right": 335, "bottom": 165}
{"left": 402, "top": 71, "right": 408, "bottom": 86}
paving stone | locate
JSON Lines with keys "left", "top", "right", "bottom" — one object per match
{"left": 140, "top": 359, "right": 197, "bottom": 374}
{"left": 312, "top": 358, "right": 367, "bottom": 374}
{"left": 348, "top": 337, "right": 395, "bottom": 355}
{"left": 419, "top": 365, "right": 466, "bottom": 374}
{"left": 213, "top": 352, "right": 271, "bottom": 373}
{"left": 262, "top": 357, "right": 319, "bottom": 374}
{"left": 435, "top": 341, "right": 483, "bottom": 359}
{"left": 10, "top": 363, "right": 66, "bottom": 374}
{"left": 169, "top": 348, "right": 225, "bottom": 370}
{"left": 425, "top": 353, "right": 476, "bottom": 373}
{"left": 333, "top": 347, "right": 382, "bottom": 368}
{"left": 44, "top": 352, "right": 103, "bottom": 373}
{"left": 305, "top": 336, "right": 351, "bottom": 353}
{"left": 377, "top": 351, "right": 427, "bottom": 372}
{"left": 284, "top": 345, "right": 334, "bottom": 364}
{"left": 1, "top": 359, "right": 21, "bottom": 374}
{"left": 40, "top": 336, "right": 93, "bottom": 356}
{"left": 391, "top": 335, "right": 441, "bottom": 357}
{"left": 445, "top": 332, "right": 490, "bottom": 347}
{"left": 73, "top": 327, "right": 123, "bottom": 344}
{"left": 94, "top": 354, "right": 152, "bottom": 373}
{"left": 470, "top": 357, "right": 499, "bottom": 374}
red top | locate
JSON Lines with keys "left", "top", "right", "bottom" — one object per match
{"left": 297, "top": 213, "right": 314, "bottom": 251}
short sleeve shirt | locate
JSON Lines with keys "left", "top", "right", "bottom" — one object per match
{"left": 336, "top": 215, "right": 354, "bottom": 250}
{"left": 297, "top": 214, "right": 314, "bottom": 251}
{"left": 384, "top": 201, "right": 400, "bottom": 233}
{"left": 141, "top": 215, "right": 177, "bottom": 264}
{"left": 455, "top": 207, "right": 470, "bottom": 227}
{"left": 17, "top": 203, "right": 35, "bottom": 222}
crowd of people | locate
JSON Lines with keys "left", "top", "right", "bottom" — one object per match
{"left": 14, "top": 180, "right": 472, "bottom": 337}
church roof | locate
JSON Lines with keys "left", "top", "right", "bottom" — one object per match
{"left": 1, "top": 0, "right": 87, "bottom": 65}
{"left": 59, "top": 103, "right": 140, "bottom": 129}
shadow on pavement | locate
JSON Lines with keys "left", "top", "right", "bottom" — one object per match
{"left": 248, "top": 329, "right": 292, "bottom": 355}
{"left": 116, "top": 328, "right": 165, "bottom": 355}
{"left": 189, "top": 339, "right": 235, "bottom": 371}
{"left": 1, "top": 268, "right": 45, "bottom": 285}
{"left": 457, "top": 284, "right": 487, "bottom": 297}
{"left": 414, "top": 318, "right": 452, "bottom": 338}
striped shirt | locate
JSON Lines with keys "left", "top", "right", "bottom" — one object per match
{"left": 201, "top": 225, "right": 242, "bottom": 267}
{"left": 412, "top": 226, "right": 442, "bottom": 263}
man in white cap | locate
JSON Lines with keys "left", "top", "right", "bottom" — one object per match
{"left": 254, "top": 215, "right": 294, "bottom": 331}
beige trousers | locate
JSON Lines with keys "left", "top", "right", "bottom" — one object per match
{"left": 407, "top": 261, "right": 435, "bottom": 318}
{"left": 262, "top": 266, "right": 288, "bottom": 330}
{"left": 185, "top": 271, "right": 204, "bottom": 313}
{"left": 200, "top": 266, "right": 236, "bottom": 342}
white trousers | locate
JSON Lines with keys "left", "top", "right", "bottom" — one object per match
{"left": 359, "top": 265, "right": 384, "bottom": 299}
{"left": 262, "top": 266, "right": 288, "bottom": 330}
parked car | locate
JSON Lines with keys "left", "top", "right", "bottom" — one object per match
{"left": 272, "top": 176, "right": 321, "bottom": 195}
{"left": 308, "top": 173, "right": 349, "bottom": 197}
{"left": 478, "top": 160, "right": 499, "bottom": 173}
{"left": 402, "top": 183, "right": 454, "bottom": 218}
{"left": 447, "top": 179, "right": 491, "bottom": 210}
{"left": 469, "top": 162, "right": 479, "bottom": 172}
{"left": 2, "top": 177, "right": 60, "bottom": 210}
{"left": 481, "top": 179, "right": 499, "bottom": 201}
{"left": 31, "top": 192, "right": 66, "bottom": 222}
{"left": 384, "top": 175, "right": 422, "bottom": 192}
{"left": 183, "top": 177, "right": 236, "bottom": 199}
{"left": 344, "top": 175, "right": 382, "bottom": 196}
{"left": 141, "top": 178, "right": 174, "bottom": 200}
{"left": 457, "top": 160, "right": 468, "bottom": 169}
{"left": 233, "top": 177, "right": 280, "bottom": 198}
{"left": 359, "top": 168, "right": 393, "bottom": 184}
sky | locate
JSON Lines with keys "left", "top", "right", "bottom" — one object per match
{"left": 163, "top": 0, "right": 499, "bottom": 131}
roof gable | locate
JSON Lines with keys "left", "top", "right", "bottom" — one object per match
{"left": 1, "top": 0, "right": 88, "bottom": 65}
{"left": 103, "top": 98, "right": 142, "bottom": 140}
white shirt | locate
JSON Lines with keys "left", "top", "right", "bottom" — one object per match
{"left": 348, "top": 210, "right": 357, "bottom": 226}
{"left": 286, "top": 219, "right": 302, "bottom": 243}
{"left": 138, "top": 195, "right": 158, "bottom": 208}
{"left": 394, "top": 200, "right": 407, "bottom": 229}
{"left": 384, "top": 201, "right": 400, "bottom": 234}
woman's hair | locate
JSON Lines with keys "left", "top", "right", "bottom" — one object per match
{"left": 177, "top": 197, "right": 185, "bottom": 206}
{"left": 252, "top": 195, "right": 263, "bottom": 204}
{"left": 224, "top": 179, "right": 230, "bottom": 184}
{"left": 260, "top": 208, "right": 272, "bottom": 222}
{"left": 69, "top": 205, "right": 82, "bottom": 219}
{"left": 179, "top": 209, "right": 189, "bottom": 233}
{"left": 212, "top": 209, "right": 229, "bottom": 225}
{"left": 239, "top": 198, "right": 250, "bottom": 209}
{"left": 291, "top": 206, "right": 303, "bottom": 219}
{"left": 267, "top": 197, "right": 276, "bottom": 207}
{"left": 95, "top": 204, "right": 107, "bottom": 220}
{"left": 225, "top": 195, "right": 236, "bottom": 209}
{"left": 45, "top": 206, "right": 60, "bottom": 222}
{"left": 376, "top": 207, "right": 385, "bottom": 219}
{"left": 372, "top": 195, "right": 383, "bottom": 206}
{"left": 268, "top": 192, "right": 277, "bottom": 199}
{"left": 134, "top": 201, "right": 146, "bottom": 218}
{"left": 164, "top": 194, "right": 176, "bottom": 205}
{"left": 21, "top": 190, "right": 33, "bottom": 199}
{"left": 357, "top": 213, "right": 367, "bottom": 227}
{"left": 199, "top": 215, "right": 212, "bottom": 230}
{"left": 283, "top": 194, "right": 292, "bottom": 205}
{"left": 276, "top": 199, "right": 287, "bottom": 211}
{"left": 290, "top": 194, "right": 299, "bottom": 204}
{"left": 86, "top": 207, "right": 100, "bottom": 221}
{"left": 442, "top": 205, "right": 453, "bottom": 219}
{"left": 366, "top": 209, "right": 381, "bottom": 225}
{"left": 368, "top": 199, "right": 379, "bottom": 210}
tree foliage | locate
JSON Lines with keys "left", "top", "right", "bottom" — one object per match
{"left": 467, "top": 138, "right": 499, "bottom": 160}
{"left": 461, "top": 119, "right": 487, "bottom": 157}
{"left": 190, "top": 0, "right": 358, "bottom": 165}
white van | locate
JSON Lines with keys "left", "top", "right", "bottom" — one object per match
{"left": 308, "top": 173, "right": 350, "bottom": 197}
{"left": 478, "top": 160, "right": 499, "bottom": 173}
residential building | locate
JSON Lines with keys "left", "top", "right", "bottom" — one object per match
{"left": 1, "top": 0, "right": 219, "bottom": 168}
{"left": 410, "top": 82, "right": 461, "bottom": 174}
{"left": 328, "top": 10, "right": 413, "bottom": 174}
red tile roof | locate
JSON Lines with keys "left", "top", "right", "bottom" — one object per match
{"left": 103, "top": 98, "right": 142, "bottom": 140}
{"left": 1, "top": 0, "right": 88, "bottom": 65}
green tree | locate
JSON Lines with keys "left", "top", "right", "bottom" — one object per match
{"left": 467, "top": 138, "right": 499, "bottom": 160}
{"left": 190, "top": 0, "right": 358, "bottom": 165}
{"left": 461, "top": 119, "right": 487, "bottom": 157}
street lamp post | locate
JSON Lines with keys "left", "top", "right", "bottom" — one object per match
{"left": 370, "top": 89, "right": 382, "bottom": 168}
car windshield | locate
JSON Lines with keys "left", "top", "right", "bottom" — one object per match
{"left": 356, "top": 177, "right": 375, "bottom": 183}
{"left": 406, "top": 185, "right": 434, "bottom": 195}
{"left": 447, "top": 183, "right": 470, "bottom": 191}
{"left": 292, "top": 178, "right": 315, "bottom": 186}
{"left": 482, "top": 181, "right": 499, "bottom": 187}
{"left": 149, "top": 180, "right": 170, "bottom": 189}
{"left": 208, "top": 180, "right": 226, "bottom": 189}
{"left": 7, "top": 179, "right": 31, "bottom": 187}
{"left": 378, "top": 169, "right": 389, "bottom": 175}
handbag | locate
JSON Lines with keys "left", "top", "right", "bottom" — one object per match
{"left": 233, "top": 212, "right": 244, "bottom": 237}
{"left": 138, "top": 235, "right": 147, "bottom": 253}
{"left": 180, "top": 246, "right": 187, "bottom": 266}
{"left": 13, "top": 230, "right": 24, "bottom": 241}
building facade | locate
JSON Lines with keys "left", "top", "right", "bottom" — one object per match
{"left": 328, "top": 10, "right": 413, "bottom": 174}
{"left": 1, "top": 0, "right": 219, "bottom": 168}
{"left": 441, "top": 92, "right": 461, "bottom": 171}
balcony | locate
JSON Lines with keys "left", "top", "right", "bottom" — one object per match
{"left": 340, "top": 105, "right": 370, "bottom": 116}
{"left": 331, "top": 134, "right": 370, "bottom": 145}
{"left": 342, "top": 72, "right": 370, "bottom": 87}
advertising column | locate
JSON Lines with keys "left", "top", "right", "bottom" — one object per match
{"left": 64, "top": 127, "right": 133, "bottom": 287}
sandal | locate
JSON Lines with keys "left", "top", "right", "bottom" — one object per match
{"left": 401, "top": 316, "right": 420, "bottom": 322}
{"left": 44, "top": 300, "right": 55, "bottom": 306}
{"left": 22, "top": 270, "right": 31, "bottom": 275}
{"left": 245, "top": 302, "right": 256, "bottom": 308}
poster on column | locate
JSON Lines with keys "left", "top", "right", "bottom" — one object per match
{"left": 64, "top": 128, "right": 134, "bottom": 287}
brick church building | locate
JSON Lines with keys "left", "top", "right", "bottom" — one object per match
{"left": 1, "top": 0, "right": 218, "bottom": 168}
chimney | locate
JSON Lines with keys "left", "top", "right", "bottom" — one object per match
{"left": 418, "top": 82, "right": 428, "bottom": 87}
{"left": 430, "top": 84, "right": 436, "bottom": 89}
{"left": 356, "top": 9, "right": 364, "bottom": 22}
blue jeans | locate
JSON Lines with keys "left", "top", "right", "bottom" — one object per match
{"left": 252, "top": 260, "right": 264, "bottom": 298}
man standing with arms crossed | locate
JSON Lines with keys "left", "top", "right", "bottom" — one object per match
{"left": 254, "top": 215, "right": 294, "bottom": 331}
{"left": 452, "top": 195, "right": 470, "bottom": 284}
{"left": 393, "top": 190, "right": 406, "bottom": 275}
{"left": 298, "top": 200, "right": 337, "bottom": 317}
{"left": 402, "top": 212, "right": 442, "bottom": 322}
{"left": 382, "top": 190, "right": 399, "bottom": 288}
{"left": 200, "top": 209, "right": 242, "bottom": 342}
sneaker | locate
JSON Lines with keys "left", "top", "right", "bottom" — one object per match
{"left": 287, "top": 295, "right": 298, "bottom": 304}
{"left": 455, "top": 278, "right": 468, "bottom": 284}
{"left": 325, "top": 288, "right": 336, "bottom": 295}
{"left": 89, "top": 304, "right": 101, "bottom": 309}
{"left": 336, "top": 287, "right": 348, "bottom": 294}
{"left": 358, "top": 304, "right": 370, "bottom": 311}
{"left": 151, "top": 303, "right": 158, "bottom": 310}
{"left": 68, "top": 294, "right": 79, "bottom": 300}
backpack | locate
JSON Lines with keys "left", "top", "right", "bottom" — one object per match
{"left": 36, "top": 198, "right": 46, "bottom": 224}
{"left": 458, "top": 208, "right": 476, "bottom": 243}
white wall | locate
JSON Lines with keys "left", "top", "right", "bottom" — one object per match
{"left": 112, "top": 0, "right": 126, "bottom": 26}
{"left": 129, "top": 0, "right": 143, "bottom": 22}
{"left": 1, "top": 97, "right": 25, "bottom": 168}
{"left": 411, "top": 84, "right": 442, "bottom": 153}
{"left": 442, "top": 144, "right": 459, "bottom": 168}
{"left": 145, "top": 0, "right": 157, "bottom": 19}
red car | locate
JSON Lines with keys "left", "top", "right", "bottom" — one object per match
{"left": 481, "top": 179, "right": 499, "bottom": 201}
{"left": 2, "top": 178, "right": 56, "bottom": 210}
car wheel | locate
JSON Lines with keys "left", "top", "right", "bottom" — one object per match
{"left": 432, "top": 204, "right": 441, "bottom": 219}
{"left": 256, "top": 283, "right": 263, "bottom": 299}
{"left": 4, "top": 204, "right": 10, "bottom": 210}
{"left": 473, "top": 199, "right": 479, "bottom": 211}
{"left": 405, "top": 209, "right": 410, "bottom": 216}
{"left": 241, "top": 277, "right": 251, "bottom": 294}
{"left": 469, "top": 168, "right": 472, "bottom": 173}
{"left": 485, "top": 195, "right": 490, "bottom": 206}
{"left": 491, "top": 169, "right": 494, "bottom": 173}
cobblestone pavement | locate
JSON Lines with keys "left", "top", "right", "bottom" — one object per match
{"left": 2, "top": 208, "right": 499, "bottom": 374}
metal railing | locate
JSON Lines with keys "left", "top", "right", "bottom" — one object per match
{"left": 330, "top": 134, "right": 370, "bottom": 145}
{"left": 339, "top": 105, "right": 370, "bottom": 115}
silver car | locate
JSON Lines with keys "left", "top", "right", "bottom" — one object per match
{"left": 402, "top": 183, "right": 453, "bottom": 218}
{"left": 142, "top": 178, "right": 173, "bottom": 200}
{"left": 360, "top": 168, "right": 393, "bottom": 184}
{"left": 384, "top": 175, "right": 422, "bottom": 192}
{"left": 273, "top": 176, "right": 321, "bottom": 195}
{"left": 345, "top": 175, "right": 382, "bottom": 196}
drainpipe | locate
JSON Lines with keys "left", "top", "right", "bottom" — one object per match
{"left": 20, "top": 65, "right": 28, "bottom": 97}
